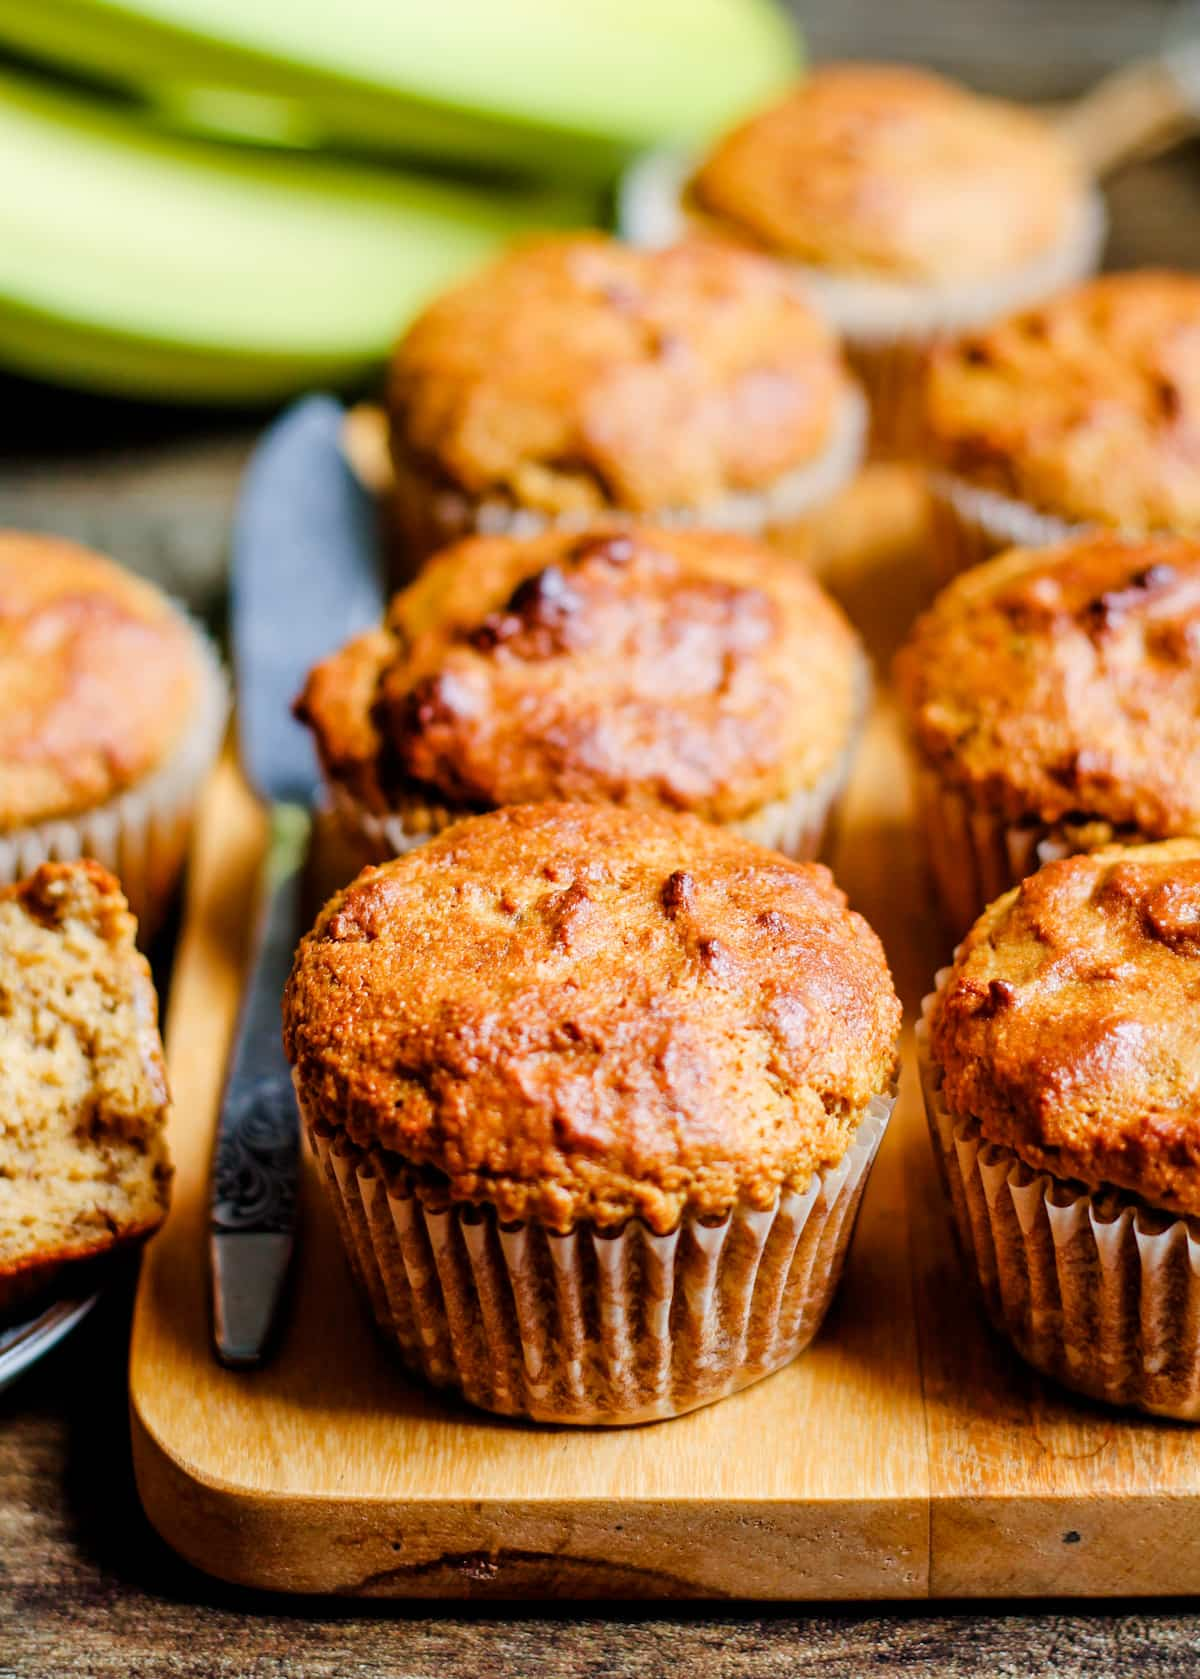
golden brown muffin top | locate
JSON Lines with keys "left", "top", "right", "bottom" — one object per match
{"left": 930, "top": 839, "right": 1200, "bottom": 1218}
{"left": 925, "top": 272, "right": 1200, "bottom": 530}
{"left": 284, "top": 803, "right": 901, "bottom": 1234}
{"left": 688, "top": 64, "right": 1086, "bottom": 284}
{"left": 387, "top": 234, "right": 851, "bottom": 517}
{"left": 297, "top": 526, "right": 864, "bottom": 824}
{"left": 895, "top": 533, "right": 1200, "bottom": 835}
{"left": 0, "top": 533, "right": 203, "bottom": 829}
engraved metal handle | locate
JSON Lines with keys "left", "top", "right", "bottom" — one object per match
{"left": 209, "top": 802, "right": 310, "bottom": 1368}
{"left": 211, "top": 1071, "right": 298, "bottom": 1234}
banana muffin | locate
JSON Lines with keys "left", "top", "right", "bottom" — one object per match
{"left": 924, "top": 271, "right": 1200, "bottom": 575}
{"left": 0, "top": 860, "right": 172, "bottom": 1319}
{"left": 919, "top": 838, "right": 1200, "bottom": 1418}
{"left": 386, "top": 233, "right": 865, "bottom": 570}
{"left": 296, "top": 524, "right": 868, "bottom": 863}
{"left": 895, "top": 532, "right": 1200, "bottom": 931}
{"left": 0, "top": 533, "right": 227, "bottom": 937}
{"left": 622, "top": 63, "right": 1103, "bottom": 455}
{"left": 285, "top": 801, "right": 901, "bottom": 1424}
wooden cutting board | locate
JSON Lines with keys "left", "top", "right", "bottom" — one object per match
{"left": 129, "top": 469, "right": 1200, "bottom": 1600}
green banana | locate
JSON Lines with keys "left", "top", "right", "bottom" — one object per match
{"left": 0, "top": 0, "right": 799, "bottom": 181}
{"left": 0, "top": 68, "right": 596, "bottom": 403}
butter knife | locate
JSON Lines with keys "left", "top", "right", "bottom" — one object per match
{"left": 211, "top": 395, "right": 383, "bottom": 1368}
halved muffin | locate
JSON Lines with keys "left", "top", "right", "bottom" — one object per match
{"left": 0, "top": 861, "right": 172, "bottom": 1318}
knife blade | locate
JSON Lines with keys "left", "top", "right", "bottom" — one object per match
{"left": 211, "top": 394, "right": 384, "bottom": 1369}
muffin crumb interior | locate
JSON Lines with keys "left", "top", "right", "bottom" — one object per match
{"left": 0, "top": 861, "right": 171, "bottom": 1281}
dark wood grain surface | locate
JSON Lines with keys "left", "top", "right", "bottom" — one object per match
{"left": 4, "top": 4, "right": 1200, "bottom": 1667}
{"left": 5, "top": 1289, "right": 1200, "bottom": 1678}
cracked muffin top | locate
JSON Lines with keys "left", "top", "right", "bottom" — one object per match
{"left": 296, "top": 525, "right": 864, "bottom": 824}
{"left": 387, "top": 234, "right": 853, "bottom": 517}
{"left": 924, "top": 272, "right": 1200, "bottom": 530}
{"left": 283, "top": 802, "right": 901, "bottom": 1234}
{"left": 687, "top": 64, "right": 1089, "bottom": 283}
{"left": 895, "top": 533, "right": 1200, "bottom": 835}
{"left": 929, "top": 838, "right": 1200, "bottom": 1217}
{"left": 0, "top": 532, "right": 204, "bottom": 829}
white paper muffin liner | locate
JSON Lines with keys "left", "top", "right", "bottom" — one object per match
{"left": 911, "top": 765, "right": 1141, "bottom": 934}
{"left": 388, "top": 386, "right": 867, "bottom": 576}
{"left": 0, "top": 616, "right": 228, "bottom": 939}
{"left": 619, "top": 147, "right": 1107, "bottom": 341}
{"left": 927, "top": 472, "right": 1092, "bottom": 580}
{"left": 330, "top": 654, "right": 872, "bottom": 872}
{"left": 918, "top": 989, "right": 1200, "bottom": 1419}
{"left": 619, "top": 148, "right": 1106, "bottom": 457}
{"left": 303, "top": 1090, "right": 893, "bottom": 1424}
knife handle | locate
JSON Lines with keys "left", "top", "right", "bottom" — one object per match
{"left": 210, "top": 801, "right": 311, "bottom": 1368}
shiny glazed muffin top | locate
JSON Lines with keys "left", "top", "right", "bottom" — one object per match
{"left": 688, "top": 64, "right": 1087, "bottom": 283}
{"left": 387, "top": 234, "right": 852, "bottom": 516}
{"left": 0, "top": 533, "right": 203, "bottom": 828}
{"left": 895, "top": 533, "right": 1200, "bottom": 835}
{"left": 930, "top": 839, "right": 1200, "bottom": 1218}
{"left": 924, "top": 272, "right": 1200, "bottom": 530}
{"left": 296, "top": 525, "right": 864, "bottom": 823}
{"left": 283, "top": 802, "right": 901, "bottom": 1234}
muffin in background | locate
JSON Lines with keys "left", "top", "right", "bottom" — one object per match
{"left": 622, "top": 63, "right": 1103, "bottom": 456}
{"left": 296, "top": 524, "right": 869, "bottom": 865}
{"left": 0, "top": 533, "right": 227, "bottom": 939}
{"left": 919, "top": 839, "right": 1200, "bottom": 1419}
{"left": 0, "top": 861, "right": 172, "bottom": 1320}
{"left": 924, "top": 271, "right": 1200, "bottom": 575}
{"left": 896, "top": 532, "right": 1200, "bottom": 932}
{"left": 386, "top": 234, "right": 865, "bottom": 572}
{"left": 285, "top": 802, "right": 901, "bottom": 1424}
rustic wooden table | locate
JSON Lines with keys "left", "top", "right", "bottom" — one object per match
{"left": 4, "top": 5, "right": 1200, "bottom": 1667}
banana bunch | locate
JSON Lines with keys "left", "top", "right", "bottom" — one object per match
{"left": 0, "top": 0, "right": 798, "bottom": 404}
{"left": 0, "top": 69, "right": 593, "bottom": 401}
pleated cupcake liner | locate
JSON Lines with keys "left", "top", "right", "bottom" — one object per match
{"left": 334, "top": 765, "right": 840, "bottom": 874}
{"left": 618, "top": 150, "right": 1105, "bottom": 339}
{"left": 302, "top": 1090, "right": 893, "bottom": 1425}
{"left": 844, "top": 338, "right": 942, "bottom": 459}
{"left": 0, "top": 617, "right": 228, "bottom": 940}
{"left": 618, "top": 147, "right": 1106, "bottom": 461}
{"left": 912, "top": 766, "right": 1126, "bottom": 933}
{"left": 828, "top": 182, "right": 1102, "bottom": 458}
{"left": 918, "top": 991, "right": 1200, "bottom": 1419}
{"left": 911, "top": 766, "right": 1150, "bottom": 934}
{"left": 927, "top": 472, "right": 1090, "bottom": 580}
{"left": 387, "top": 387, "right": 868, "bottom": 578}
{"left": 330, "top": 653, "right": 871, "bottom": 873}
